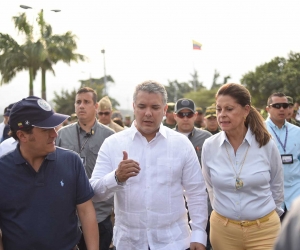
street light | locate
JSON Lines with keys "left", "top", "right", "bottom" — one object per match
{"left": 20, "top": 5, "right": 32, "bottom": 9}
{"left": 101, "top": 49, "right": 107, "bottom": 96}
{"left": 20, "top": 5, "right": 61, "bottom": 13}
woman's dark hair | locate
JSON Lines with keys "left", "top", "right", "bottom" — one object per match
{"left": 216, "top": 83, "right": 271, "bottom": 147}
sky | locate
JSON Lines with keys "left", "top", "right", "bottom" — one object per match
{"left": 1, "top": 0, "right": 300, "bottom": 114}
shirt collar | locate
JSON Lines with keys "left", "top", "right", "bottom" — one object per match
{"left": 76, "top": 119, "right": 97, "bottom": 134}
{"left": 129, "top": 120, "right": 167, "bottom": 141}
{"left": 13, "top": 143, "right": 56, "bottom": 165}
{"left": 174, "top": 125, "right": 194, "bottom": 138}
{"left": 219, "top": 127, "right": 253, "bottom": 147}
{"left": 265, "top": 117, "right": 287, "bottom": 129}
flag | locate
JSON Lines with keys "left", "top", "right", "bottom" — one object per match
{"left": 193, "top": 40, "right": 202, "bottom": 50}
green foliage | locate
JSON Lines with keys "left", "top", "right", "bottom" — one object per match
{"left": 185, "top": 88, "right": 217, "bottom": 110}
{"left": 241, "top": 52, "right": 300, "bottom": 108}
{"left": 53, "top": 89, "right": 77, "bottom": 116}
{"left": 53, "top": 75, "right": 119, "bottom": 116}
{"left": 165, "top": 69, "right": 204, "bottom": 102}
{"left": 0, "top": 11, "right": 85, "bottom": 99}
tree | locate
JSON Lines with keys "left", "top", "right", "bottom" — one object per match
{"left": 165, "top": 80, "right": 193, "bottom": 102}
{"left": 53, "top": 75, "right": 119, "bottom": 116}
{"left": 185, "top": 88, "right": 217, "bottom": 110}
{"left": 37, "top": 10, "right": 86, "bottom": 100}
{"left": 241, "top": 52, "right": 300, "bottom": 108}
{"left": 0, "top": 11, "right": 86, "bottom": 99}
{"left": 0, "top": 13, "right": 45, "bottom": 95}
{"left": 188, "top": 69, "right": 205, "bottom": 91}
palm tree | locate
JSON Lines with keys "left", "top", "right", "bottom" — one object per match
{"left": 0, "top": 11, "right": 86, "bottom": 99}
{"left": 37, "top": 10, "right": 86, "bottom": 100}
{"left": 0, "top": 14, "right": 45, "bottom": 95}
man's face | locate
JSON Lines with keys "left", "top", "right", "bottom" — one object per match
{"left": 124, "top": 117, "right": 131, "bottom": 126}
{"left": 287, "top": 104, "right": 294, "bottom": 120}
{"left": 266, "top": 96, "right": 289, "bottom": 126}
{"left": 133, "top": 91, "right": 167, "bottom": 141}
{"left": 23, "top": 127, "right": 57, "bottom": 156}
{"left": 75, "top": 92, "right": 98, "bottom": 123}
{"left": 195, "top": 112, "right": 204, "bottom": 123}
{"left": 205, "top": 116, "right": 218, "bottom": 131}
{"left": 165, "top": 111, "right": 175, "bottom": 123}
{"left": 174, "top": 109, "right": 197, "bottom": 133}
{"left": 97, "top": 108, "right": 112, "bottom": 125}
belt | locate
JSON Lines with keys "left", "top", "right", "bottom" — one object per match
{"left": 216, "top": 210, "right": 275, "bottom": 227}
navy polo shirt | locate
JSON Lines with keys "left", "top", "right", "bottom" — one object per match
{"left": 0, "top": 145, "right": 94, "bottom": 250}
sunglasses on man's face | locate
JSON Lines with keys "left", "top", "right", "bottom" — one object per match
{"left": 269, "top": 103, "right": 289, "bottom": 109}
{"left": 176, "top": 112, "right": 194, "bottom": 119}
{"left": 98, "top": 111, "right": 110, "bottom": 116}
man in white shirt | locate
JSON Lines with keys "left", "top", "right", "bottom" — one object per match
{"left": 90, "top": 80, "right": 208, "bottom": 250}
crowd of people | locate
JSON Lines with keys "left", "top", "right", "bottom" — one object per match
{"left": 0, "top": 80, "right": 300, "bottom": 250}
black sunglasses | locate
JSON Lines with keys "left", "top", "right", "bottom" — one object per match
{"left": 98, "top": 111, "right": 110, "bottom": 116}
{"left": 269, "top": 103, "right": 289, "bottom": 109}
{"left": 176, "top": 112, "right": 194, "bottom": 118}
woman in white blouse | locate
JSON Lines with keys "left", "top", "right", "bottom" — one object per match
{"left": 201, "top": 83, "right": 284, "bottom": 250}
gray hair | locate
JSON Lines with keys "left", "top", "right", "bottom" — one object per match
{"left": 133, "top": 80, "right": 168, "bottom": 105}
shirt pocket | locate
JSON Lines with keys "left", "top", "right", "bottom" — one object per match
{"left": 156, "top": 157, "right": 181, "bottom": 184}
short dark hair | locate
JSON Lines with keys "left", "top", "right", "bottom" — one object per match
{"left": 9, "top": 126, "right": 34, "bottom": 141}
{"left": 267, "top": 92, "right": 287, "bottom": 106}
{"left": 77, "top": 87, "right": 97, "bottom": 104}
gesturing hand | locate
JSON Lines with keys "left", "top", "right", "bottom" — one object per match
{"left": 115, "top": 151, "right": 140, "bottom": 183}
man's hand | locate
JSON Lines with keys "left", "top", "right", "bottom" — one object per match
{"left": 190, "top": 242, "right": 206, "bottom": 250}
{"left": 115, "top": 151, "right": 140, "bottom": 182}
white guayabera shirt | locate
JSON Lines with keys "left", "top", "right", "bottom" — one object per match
{"left": 90, "top": 122, "right": 208, "bottom": 250}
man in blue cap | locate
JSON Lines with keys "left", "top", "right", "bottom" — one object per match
{"left": 0, "top": 96, "right": 99, "bottom": 250}
{"left": 0, "top": 103, "right": 15, "bottom": 142}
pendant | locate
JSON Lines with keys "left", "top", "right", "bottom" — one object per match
{"left": 235, "top": 178, "right": 243, "bottom": 189}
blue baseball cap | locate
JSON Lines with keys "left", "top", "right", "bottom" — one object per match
{"left": 10, "top": 96, "right": 69, "bottom": 131}
{"left": 4, "top": 103, "right": 16, "bottom": 117}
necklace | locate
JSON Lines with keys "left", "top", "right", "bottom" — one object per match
{"left": 225, "top": 143, "right": 250, "bottom": 190}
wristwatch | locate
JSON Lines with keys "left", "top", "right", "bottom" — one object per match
{"left": 115, "top": 171, "right": 123, "bottom": 185}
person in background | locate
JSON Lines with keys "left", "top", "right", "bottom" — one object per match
{"left": 1, "top": 103, "right": 15, "bottom": 142}
{"left": 202, "top": 83, "right": 284, "bottom": 250}
{"left": 112, "top": 118, "right": 124, "bottom": 128}
{"left": 194, "top": 107, "right": 205, "bottom": 128}
{"left": 0, "top": 107, "right": 9, "bottom": 142}
{"left": 286, "top": 96, "right": 300, "bottom": 127}
{"left": 56, "top": 87, "right": 115, "bottom": 250}
{"left": 90, "top": 80, "right": 208, "bottom": 250}
{"left": 203, "top": 105, "right": 221, "bottom": 135}
{"left": 97, "top": 96, "right": 124, "bottom": 132}
{"left": 294, "top": 100, "right": 300, "bottom": 122}
{"left": 265, "top": 92, "right": 300, "bottom": 222}
{"left": 173, "top": 98, "right": 212, "bottom": 250}
{"left": 274, "top": 196, "right": 300, "bottom": 250}
{"left": 0, "top": 96, "right": 98, "bottom": 250}
{"left": 163, "top": 102, "right": 176, "bottom": 128}
{"left": 124, "top": 115, "right": 132, "bottom": 127}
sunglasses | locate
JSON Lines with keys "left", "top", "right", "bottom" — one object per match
{"left": 269, "top": 103, "right": 289, "bottom": 109}
{"left": 98, "top": 111, "right": 110, "bottom": 116}
{"left": 176, "top": 112, "right": 194, "bottom": 118}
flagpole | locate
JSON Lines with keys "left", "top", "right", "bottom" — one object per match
{"left": 192, "top": 40, "right": 202, "bottom": 91}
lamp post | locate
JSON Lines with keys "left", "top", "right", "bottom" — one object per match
{"left": 20, "top": 5, "right": 61, "bottom": 12}
{"left": 101, "top": 49, "right": 107, "bottom": 96}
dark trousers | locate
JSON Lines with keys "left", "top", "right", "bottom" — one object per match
{"left": 280, "top": 206, "right": 288, "bottom": 223}
{"left": 77, "top": 215, "right": 113, "bottom": 250}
